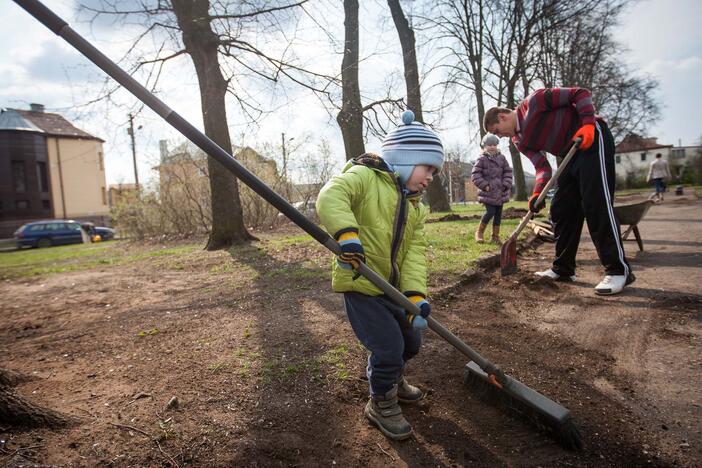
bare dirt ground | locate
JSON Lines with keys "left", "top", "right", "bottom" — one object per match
{"left": 1, "top": 196, "right": 700, "bottom": 467}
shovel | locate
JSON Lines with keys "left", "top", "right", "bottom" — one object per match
{"left": 500, "top": 139, "right": 581, "bottom": 276}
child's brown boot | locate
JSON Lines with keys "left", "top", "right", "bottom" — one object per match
{"left": 491, "top": 225, "right": 501, "bottom": 244}
{"left": 474, "top": 223, "right": 487, "bottom": 243}
{"left": 396, "top": 375, "right": 423, "bottom": 403}
{"left": 364, "top": 386, "right": 412, "bottom": 440}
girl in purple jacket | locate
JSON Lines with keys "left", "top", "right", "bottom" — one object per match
{"left": 471, "top": 133, "right": 513, "bottom": 243}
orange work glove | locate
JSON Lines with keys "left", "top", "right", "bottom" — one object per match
{"left": 573, "top": 124, "right": 595, "bottom": 150}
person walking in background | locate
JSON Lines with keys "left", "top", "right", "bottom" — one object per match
{"left": 647, "top": 153, "right": 671, "bottom": 202}
{"left": 470, "top": 133, "right": 513, "bottom": 244}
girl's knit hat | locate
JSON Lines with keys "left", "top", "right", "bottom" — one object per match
{"left": 481, "top": 133, "right": 500, "bottom": 148}
{"left": 381, "top": 110, "right": 444, "bottom": 185}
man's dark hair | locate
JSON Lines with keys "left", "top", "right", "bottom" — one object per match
{"left": 483, "top": 107, "right": 512, "bottom": 133}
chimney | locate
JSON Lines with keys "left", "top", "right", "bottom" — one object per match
{"left": 159, "top": 140, "right": 169, "bottom": 162}
{"left": 30, "top": 103, "right": 45, "bottom": 113}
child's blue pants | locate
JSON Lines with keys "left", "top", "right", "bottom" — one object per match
{"left": 343, "top": 292, "right": 422, "bottom": 395}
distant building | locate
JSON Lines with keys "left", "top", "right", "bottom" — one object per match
{"left": 0, "top": 104, "right": 109, "bottom": 237}
{"left": 108, "top": 183, "right": 139, "bottom": 207}
{"left": 155, "top": 140, "right": 282, "bottom": 228}
{"left": 614, "top": 134, "right": 701, "bottom": 185}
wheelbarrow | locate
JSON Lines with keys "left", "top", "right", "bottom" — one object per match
{"left": 613, "top": 199, "right": 655, "bottom": 251}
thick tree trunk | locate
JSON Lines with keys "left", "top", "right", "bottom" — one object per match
{"left": 0, "top": 369, "right": 71, "bottom": 428}
{"left": 337, "top": 0, "right": 365, "bottom": 161}
{"left": 388, "top": 0, "right": 450, "bottom": 212}
{"left": 508, "top": 141, "right": 527, "bottom": 200}
{"left": 172, "top": 0, "right": 254, "bottom": 249}
{"left": 506, "top": 85, "right": 527, "bottom": 201}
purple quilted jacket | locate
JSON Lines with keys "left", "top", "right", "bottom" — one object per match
{"left": 471, "top": 151, "right": 513, "bottom": 205}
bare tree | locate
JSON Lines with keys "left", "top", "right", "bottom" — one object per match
{"left": 0, "top": 368, "right": 73, "bottom": 428}
{"left": 79, "top": 0, "right": 330, "bottom": 249}
{"left": 429, "top": 0, "right": 489, "bottom": 135}
{"left": 388, "top": 0, "right": 450, "bottom": 212}
{"left": 535, "top": 0, "right": 660, "bottom": 143}
{"left": 337, "top": 0, "right": 365, "bottom": 160}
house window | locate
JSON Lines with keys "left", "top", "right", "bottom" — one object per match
{"left": 671, "top": 148, "right": 685, "bottom": 159}
{"left": 99, "top": 151, "right": 104, "bottom": 171}
{"left": 42, "top": 200, "right": 51, "bottom": 210}
{"left": 101, "top": 187, "right": 107, "bottom": 205}
{"left": 12, "top": 161, "right": 27, "bottom": 192}
{"left": 37, "top": 161, "right": 49, "bottom": 192}
{"left": 16, "top": 200, "right": 29, "bottom": 210}
{"left": 615, "top": 155, "right": 621, "bottom": 164}
{"left": 640, "top": 153, "right": 646, "bottom": 162}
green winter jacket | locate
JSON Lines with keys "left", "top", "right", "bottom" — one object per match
{"left": 316, "top": 154, "right": 429, "bottom": 297}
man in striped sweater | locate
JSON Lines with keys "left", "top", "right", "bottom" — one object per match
{"left": 484, "top": 87, "right": 635, "bottom": 295}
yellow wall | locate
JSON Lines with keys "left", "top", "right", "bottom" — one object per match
{"left": 46, "top": 137, "right": 109, "bottom": 219}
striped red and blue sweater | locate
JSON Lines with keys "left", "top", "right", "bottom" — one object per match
{"left": 512, "top": 87, "right": 600, "bottom": 195}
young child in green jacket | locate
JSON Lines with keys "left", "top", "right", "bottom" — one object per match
{"left": 316, "top": 110, "right": 443, "bottom": 441}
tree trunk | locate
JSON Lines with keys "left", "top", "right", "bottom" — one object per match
{"left": 388, "top": 0, "right": 450, "bottom": 212}
{"left": 508, "top": 141, "right": 527, "bottom": 200}
{"left": 506, "top": 85, "right": 527, "bottom": 200}
{"left": 0, "top": 369, "right": 72, "bottom": 428}
{"left": 337, "top": 0, "right": 365, "bottom": 161}
{"left": 172, "top": 0, "right": 254, "bottom": 249}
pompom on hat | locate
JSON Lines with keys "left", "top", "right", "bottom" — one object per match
{"left": 381, "top": 110, "right": 444, "bottom": 185}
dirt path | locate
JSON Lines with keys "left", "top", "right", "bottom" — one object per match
{"left": 0, "top": 199, "right": 699, "bottom": 466}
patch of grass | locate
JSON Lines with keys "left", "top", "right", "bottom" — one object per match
{"left": 209, "top": 362, "right": 227, "bottom": 374}
{"left": 428, "top": 200, "right": 530, "bottom": 220}
{"left": 137, "top": 327, "right": 161, "bottom": 337}
{"left": 425, "top": 217, "right": 532, "bottom": 280}
{"left": 0, "top": 241, "right": 201, "bottom": 280}
{"left": 267, "top": 235, "right": 317, "bottom": 249}
{"left": 317, "top": 345, "right": 351, "bottom": 380}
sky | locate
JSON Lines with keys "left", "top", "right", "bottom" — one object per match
{"left": 1, "top": 0, "right": 701, "bottom": 187}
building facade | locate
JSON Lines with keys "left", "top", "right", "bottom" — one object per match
{"left": 614, "top": 134, "right": 701, "bottom": 185}
{"left": 0, "top": 104, "right": 109, "bottom": 237}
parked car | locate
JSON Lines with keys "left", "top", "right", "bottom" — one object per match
{"left": 81, "top": 222, "right": 116, "bottom": 242}
{"left": 93, "top": 226, "right": 116, "bottom": 241}
{"left": 14, "top": 220, "right": 86, "bottom": 248}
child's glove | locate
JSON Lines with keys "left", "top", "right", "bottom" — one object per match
{"left": 406, "top": 294, "right": 431, "bottom": 318}
{"left": 406, "top": 313, "right": 428, "bottom": 330}
{"left": 573, "top": 124, "right": 595, "bottom": 150}
{"left": 528, "top": 192, "right": 545, "bottom": 213}
{"left": 336, "top": 231, "right": 365, "bottom": 270}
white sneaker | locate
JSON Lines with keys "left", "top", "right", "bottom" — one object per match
{"left": 594, "top": 273, "right": 636, "bottom": 295}
{"left": 535, "top": 268, "right": 576, "bottom": 282}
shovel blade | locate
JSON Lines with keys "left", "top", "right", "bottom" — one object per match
{"left": 500, "top": 238, "right": 518, "bottom": 276}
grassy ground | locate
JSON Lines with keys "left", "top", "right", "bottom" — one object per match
{"left": 0, "top": 241, "right": 200, "bottom": 280}
{"left": 0, "top": 201, "right": 543, "bottom": 286}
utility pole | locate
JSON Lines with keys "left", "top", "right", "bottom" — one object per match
{"left": 447, "top": 159, "right": 453, "bottom": 204}
{"left": 128, "top": 113, "right": 139, "bottom": 190}
{"left": 281, "top": 132, "right": 288, "bottom": 183}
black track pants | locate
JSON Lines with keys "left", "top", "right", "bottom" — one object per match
{"left": 550, "top": 121, "right": 631, "bottom": 277}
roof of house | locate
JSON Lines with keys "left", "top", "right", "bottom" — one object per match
{"left": 0, "top": 107, "right": 103, "bottom": 142}
{"left": 615, "top": 134, "right": 673, "bottom": 153}
{"left": 0, "top": 109, "right": 44, "bottom": 133}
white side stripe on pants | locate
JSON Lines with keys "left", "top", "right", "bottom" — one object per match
{"left": 596, "top": 122, "right": 629, "bottom": 277}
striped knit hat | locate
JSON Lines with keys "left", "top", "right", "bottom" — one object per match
{"left": 381, "top": 110, "right": 444, "bottom": 185}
